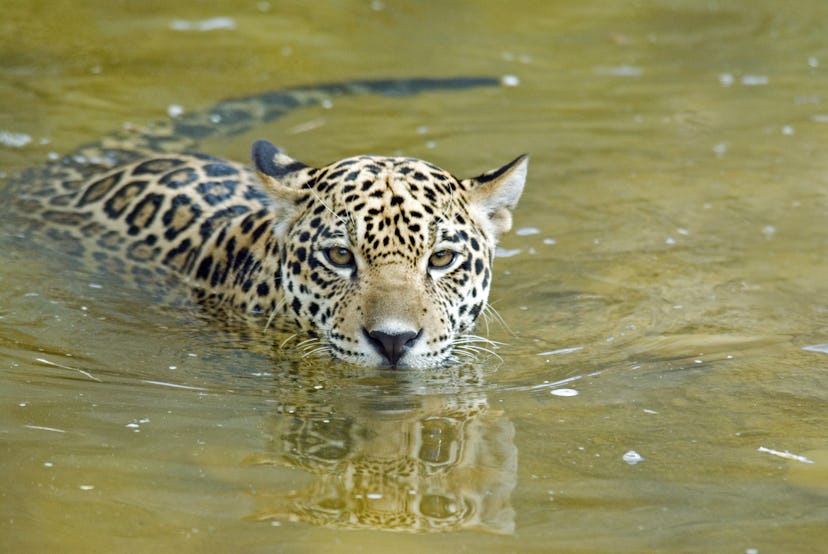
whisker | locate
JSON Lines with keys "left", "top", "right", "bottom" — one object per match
{"left": 301, "top": 345, "right": 332, "bottom": 359}
{"left": 308, "top": 186, "right": 347, "bottom": 225}
{"left": 453, "top": 334, "right": 504, "bottom": 348}
{"left": 483, "top": 302, "right": 514, "bottom": 335}
{"left": 453, "top": 344, "right": 486, "bottom": 356}
{"left": 449, "top": 333, "right": 505, "bottom": 364}
{"left": 480, "top": 309, "right": 491, "bottom": 336}
{"left": 263, "top": 298, "right": 287, "bottom": 331}
{"left": 470, "top": 346, "right": 503, "bottom": 361}
{"left": 278, "top": 333, "right": 299, "bottom": 350}
{"left": 293, "top": 337, "right": 321, "bottom": 348}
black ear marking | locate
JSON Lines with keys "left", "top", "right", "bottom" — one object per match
{"left": 251, "top": 139, "right": 307, "bottom": 177}
{"left": 251, "top": 139, "right": 280, "bottom": 174}
{"left": 473, "top": 154, "right": 529, "bottom": 184}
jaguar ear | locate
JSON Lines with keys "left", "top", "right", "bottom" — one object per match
{"left": 251, "top": 139, "right": 313, "bottom": 202}
{"left": 465, "top": 155, "right": 528, "bottom": 238}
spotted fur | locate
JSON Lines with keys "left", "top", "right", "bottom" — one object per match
{"left": 1, "top": 77, "right": 527, "bottom": 368}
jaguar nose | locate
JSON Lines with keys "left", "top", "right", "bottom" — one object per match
{"left": 364, "top": 328, "right": 421, "bottom": 367}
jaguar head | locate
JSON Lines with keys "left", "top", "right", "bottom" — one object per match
{"left": 253, "top": 139, "right": 527, "bottom": 368}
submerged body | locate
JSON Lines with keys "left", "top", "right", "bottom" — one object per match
{"left": 1, "top": 77, "right": 527, "bottom": 368}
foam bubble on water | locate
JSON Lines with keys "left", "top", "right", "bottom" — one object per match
{"left": 495, "top": 247, "right": 521, "bottom": 258}
{"left": 537, "top": 346, "right": 583, "bottom": 356}
{"left": 287, "top": 118, "right": 326, "bottom": 135}
{"left": 741, "top": 74, "right": 769, "bottom": 86}
{"left": 595, "top": 65, "right": 643, "bottom": 77}
{"left": 501, "top": 75, "right": 520, "bottom": 87}
{"left": 169, "top": 17, "right": 236, "bottom": 32}
{"left": 718, "top": 73, "right": 735, "bottom": 87}
{"left": 550, "top": 388, "right": 578, "bottom": 397}
{"left": 622, "top": 450, "right": 645, "bottom": 464}
{"left": 515, "top": 227, "right": 540, "bottom": 236}
{"left": 802, "top": 343, "right": 828, "bottom": 354}
{"left": 757, "top": 446, "right": 814, "bottom": 464}
{"left": 0, "top": 130, "right": 32, "bottom": 148}
{"left": 25, "top": 424, "right": 65, "bottom": 433}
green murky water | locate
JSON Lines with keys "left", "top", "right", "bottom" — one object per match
{"left": 2, "top": 1, "right": 827, "bottom": 552}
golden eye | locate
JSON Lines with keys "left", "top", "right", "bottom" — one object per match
{"left": 428, "top": 249, "right": 456, "bottom": 269}
{"left": 324, "top": 246, "right": 355, "bottom": 268}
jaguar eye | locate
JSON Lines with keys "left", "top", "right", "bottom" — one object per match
{"left": 324, "top": 246, "right": 355, "bottom": 268}
{"left": 428, "top": 249, "right": 456, "bottom": 269}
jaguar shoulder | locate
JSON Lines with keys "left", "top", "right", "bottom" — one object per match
{"left": 1, "top": 77, "right": 528, "bottom": 369}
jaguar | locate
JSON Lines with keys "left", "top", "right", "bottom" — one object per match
{"left": 1, "top": 77, "right": 527, "bottom": 369}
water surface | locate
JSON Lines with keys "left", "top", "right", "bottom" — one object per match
{"left": 2, "top": 1, "right": 827, "bottom": 552}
